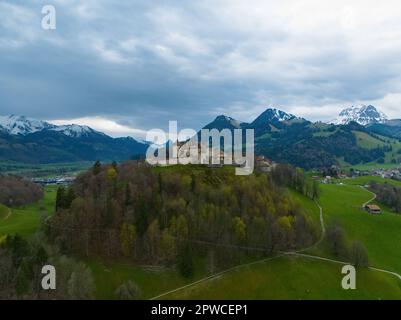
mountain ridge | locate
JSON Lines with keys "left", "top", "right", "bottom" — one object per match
{"left": 201, "top": 107, "right": 399, "bottom": 170}
{"left": 0, "top": 114, "right": 147, "bottom": 164}
{"left": 1, "top": 106, "right": 401, "bottom": 169}
{"left": 0, "top": 115, "right": 107, "bottom": 138}
{"left": 331, "top": 105, "right": 388, "bottom": 126}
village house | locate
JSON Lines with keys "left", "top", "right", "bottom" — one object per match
{"left": 365, "top": 204, "right": 382, "bottom": 215}
{"left": 322, "top": 176, "right": 332, "bottom": 184}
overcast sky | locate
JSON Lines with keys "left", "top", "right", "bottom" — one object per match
{"left": 2, "top": 0, "right": 401, "bottom": 138}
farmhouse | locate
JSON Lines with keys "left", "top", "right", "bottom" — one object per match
{"left": 365, "top": 204, "right": 382, "bottom": 214}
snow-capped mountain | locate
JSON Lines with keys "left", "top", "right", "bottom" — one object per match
{"left": 0, "top": 115, "right": 103, "bottom": 137}
{"left": 0, "top": 114, "right": 147, "bottom": 163}
{"left": 250, "top": 108, "right": 297, "bottom": 128}
{"left": 265, "top": 108, "right": 297, "bottom": 122}
{"left": 331, "top": 105, "right": 388, "bottom": 126}
{"left": 50, "top": 124, "right": 105, "bottom": 138}
{"left": 0, "top": 115, "right": 56, "bottom": 135}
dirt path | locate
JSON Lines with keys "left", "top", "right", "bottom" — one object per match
{"left": 3, "top": 208, "right": 11, "bottom": 220}
{"left": 285, "top": 252, "right": 401, "bottom": 280}
{"left": 360, "top": 186, "right": 377, "bottom": 208}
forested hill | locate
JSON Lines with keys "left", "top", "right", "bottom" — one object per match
{"left": 255, "top": 121, "right": 391, "bottom": 169}
{"left": 49, "top": 162, "right": 319, "bottom": 275}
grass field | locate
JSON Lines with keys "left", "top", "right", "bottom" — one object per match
{"left": 0, "top": 186, "right": 57, "bottom": 237}
{"left": 316, "top": 184, "right": 401, "bottom": 274}
{"left": 353, "top": 131, "right": 387, "bottom": 149}
{"left": 85, "top": 257, "right": 211, "bottom": 300}
{"left": 164, "top": 255, "right": 401, "bottom": 300}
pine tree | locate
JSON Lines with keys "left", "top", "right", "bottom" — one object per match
{"left": 55, "top": 187, "right": 65, "bottom": 211}
{"left": 177, "top": 245, "right": 194, "bottom": 278}
{"left": 111, "top": 161, "right": 118, "bottom": 170}
{"left": 190, "top": 173, "right": 196, "bottom": 193}
{"left": 65, "top": 188, "right": 76, "bottom": 208}
{"left": 312, "top": 180, "right": 321, "bottom": 200}
{"left": 158, "top": 173, "right": 163, "bottom": 194}
{"left": 92, "top": 160, "right": 102, "bottom": 175}
{"left": 125, "top": 183, "right": 132, "bottom": 207}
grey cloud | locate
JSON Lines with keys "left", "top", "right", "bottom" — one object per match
{"left": 2, "top": 0, "right": 401, "bottom": 136}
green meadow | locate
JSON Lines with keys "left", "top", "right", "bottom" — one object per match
{"left": 316, "top": 184, "right": 401, "bottom": 274}
{"left": 164, "top": 255, "right": 401, "bottom": 300}
{"left": 353, "top": 131, "right": 388, "bottom": 149}
{"left": 85, "top": 257, "right": 211, "bottom": 300}
{"left": 0, "top": 186, "right": 57, "bottom": 237}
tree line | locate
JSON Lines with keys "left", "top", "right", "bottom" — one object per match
{"left": 271, "top": 163, "right": 320, "bottom": 200}
{"left": 0, "top": 175, "right": 43, "bottom": 207}
{"left": 369, "top": 181, "right": 401, "bottom": 213}
{"left": 0, "top": 232, "right": 98, "bottom": 299}
{"left": 326, "top": 221, "right": 369, "bottom": 268}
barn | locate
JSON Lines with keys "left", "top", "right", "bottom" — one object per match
{"left": 365, "top": 204, "right": 382, "bottom": 214}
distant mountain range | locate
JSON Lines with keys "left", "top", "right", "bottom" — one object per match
{"left": 202, "top": 105, "right": 401, "bottom": 169}
{"left": 0, "top": 115, "right": 147, "bottom": 164}
{"left": 330, "top": 105, "right": 388, "bottom": 126}
{"left": 1, "top": 105, "right": 401, "bottom": 169}
{"left": 203, "top": 108, "right": 303, "bottom": 134}
{"left": 0, "top": 115, "right": 106, "bottom": 137}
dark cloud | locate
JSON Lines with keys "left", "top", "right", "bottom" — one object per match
{"left": 2, "top": 0, "right": 401, "bottom": 136}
